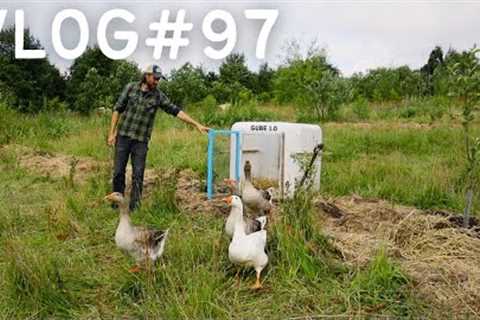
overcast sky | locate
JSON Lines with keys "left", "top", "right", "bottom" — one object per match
{"left": 1, "top": 0, "right": 479, "bottom": 76}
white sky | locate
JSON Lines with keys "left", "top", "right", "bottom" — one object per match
{"left": 1, "top": 0, "right": 479, "bottom": 76}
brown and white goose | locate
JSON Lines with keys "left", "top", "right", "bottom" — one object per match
{"left": 224, "top": 161, "right": 274, "bottom": 215}
{"left": 241, "top": 161, "right": 273, "bottom": 214}
{"left": 104, "top": 192, "right": 169, "bottom": 272}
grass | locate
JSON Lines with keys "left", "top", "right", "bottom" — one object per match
{"left": 321, "top": 124, "right": 472, "bottom": 211}
{"left": 0, "top": 165, "right": 426, "bottom": 318}
{"left": 0, "top": 99, "right": 477, "bottom": 318}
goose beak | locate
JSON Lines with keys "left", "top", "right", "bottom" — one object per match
{"left": 223, "top": 179, "right": 236, "bottom": 186}
{"left": 222, "top": 196, "right": 233, "bottom": 205}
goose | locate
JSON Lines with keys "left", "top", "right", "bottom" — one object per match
{"left": 223, "top": 162, "right": 274, "bottom": 215}
{"left": 225, "top": 195, "right": 267, "bottom": 238}
{"left": 104, "top": 192, "right": 169, "bottom": 272}
{"left": 224, "top": 195, "right": 268, "bottom": 289}
{"left": 241, "top": 161, "right": 274, "bottom": 214}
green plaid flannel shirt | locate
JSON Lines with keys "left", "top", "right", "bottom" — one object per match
{"left": 114, "top": 82, "right": 181, "bottom": 142}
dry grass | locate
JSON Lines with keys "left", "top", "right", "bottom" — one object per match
{"left": 316, "top": 195, "right": 480, "bottom": 317}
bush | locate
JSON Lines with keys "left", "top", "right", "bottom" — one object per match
{"left": 423, "top": 96, "right": 449, "bottom": 123}
{"left": 274, "top": 53, "right": 347, "bottom": 122}
{"left": 197, "top": 96, "right": 276, "bottom": 127}
{"left": 198, "top": 95, "right": 219, "bottom": 125}
{"left": 43, "top": 97, "right": 68, "bottom": 113}
{"left": 399, "top": 107, "right": 417, "bottom": 119}
{"left": 351, "top": 97, "right": 371, "bottom": 120}
{"left": 351, "top": 66, "right": 426, "bottom": 102}
{"left": 0, "top": 103, "right": 25, "bottom": 144}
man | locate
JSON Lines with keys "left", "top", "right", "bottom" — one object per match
{"left": 107, "top": 64, "right": 209, "bottom": 212}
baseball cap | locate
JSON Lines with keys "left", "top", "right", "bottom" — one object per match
{"left": 144, "top": 64, "right": 166, "bottom": 80}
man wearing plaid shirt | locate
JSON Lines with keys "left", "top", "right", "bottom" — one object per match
{"left": 107, "top": 64, "right": 209, "bottom": 212}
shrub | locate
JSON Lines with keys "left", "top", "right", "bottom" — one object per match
{"left": 399, "top": 107, "right": 417, "bottom": 119}
{"left": 198, "top": 95, "right": 219, "bottom": 125}
{"left": 351, "top": 97, "right": 371, "bottom": 120}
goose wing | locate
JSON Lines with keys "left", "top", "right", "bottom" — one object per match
{"left": 135, "top": 227, "right": 168, "bottom": 248}
{"left": 244, "top": 217, "right": 262, "bottom": 234}
{"left": 262, "top": 189, "right": 272, "bottom": 201}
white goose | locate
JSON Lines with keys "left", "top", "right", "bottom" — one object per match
{"left": 104, "top": 192, "right": 169, "bottom": 272}
{"left": 224, "top": 195, "right": 268, "bottom": 289}
{"left": 225, "top": 196, "right": 267, "bottom": 238}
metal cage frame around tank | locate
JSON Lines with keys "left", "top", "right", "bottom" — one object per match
{"left": 206, "top": 129, "right": 241, "bottom": 199}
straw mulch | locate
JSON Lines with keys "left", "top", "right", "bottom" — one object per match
{"left": 316, "top": 195, "right": 480, "bottom": 317}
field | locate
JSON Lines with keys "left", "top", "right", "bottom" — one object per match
{"left": 0, "top": 101, "right": 479, "bottom": 319}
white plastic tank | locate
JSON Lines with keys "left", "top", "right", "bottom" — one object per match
{"left": 229, "top": 122, "right": 323, "bottom": 198}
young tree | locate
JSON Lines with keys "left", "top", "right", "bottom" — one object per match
{"left": 448, "top": 47, "right": 480, "bottom": 227}
{"left": 66, "top": 46, "right": 116, "bottom": 107}
{"left": 273, "top": 51, "right": 345, "bottom": 121}
{"left": 160, "top": 63, "right": 208, "bottom": 106}
{"left": 256, "top": 63, "right": 275, "bottom": 101}
{"left": 109, "top": 60, "right": 141, "bottom": 99}
{"left": 74, "top": 68, "right": 105, "bottom": 114}
{"left": 67, "top": 48, "right": 141, "bottom": 113}
{"left": 421, "top": 46, "right": 445, "bottom": 95}
{"left": 219, "top": 53, "right": 252, "bottom": 88}
{"left": 210, "top": 53, "right": 253, "bottom": 103}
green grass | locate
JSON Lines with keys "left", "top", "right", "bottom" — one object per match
{"left": 0, "top": 163, "right": 426, "bottom": 318}
{"left": 0, "top": 100, "right": 476, "bottom": 318}
{"left": 321, "top": 124, "right": 476, "bottom": 211}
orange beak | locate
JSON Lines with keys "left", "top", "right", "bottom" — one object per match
{"left": 222, "top": 196, "right": 233, "bottom": 205}
{"left": 223, "top": 179, "right": 236, "bottom": 186}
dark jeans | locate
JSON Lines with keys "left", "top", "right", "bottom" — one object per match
{"left": 113, "top": 135, "right": 148, "bottom": 212}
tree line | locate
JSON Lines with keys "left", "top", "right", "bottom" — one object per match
{"left": 0, "top": 27, "right": 478, "bottom": 121}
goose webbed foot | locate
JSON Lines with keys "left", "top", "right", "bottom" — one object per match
{"left": 128, "top": 265, "right": 141, "bottom": 273}
{"left": 251, "top": 271, "right": 263, "bottom": 290}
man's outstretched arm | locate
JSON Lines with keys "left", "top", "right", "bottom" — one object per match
{"left": 176, "top": 111, "right": 210, "bottom": 134}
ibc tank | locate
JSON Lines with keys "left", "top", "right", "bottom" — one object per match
{"left": 229, "top": 122, "right": 322, "bottom": 198}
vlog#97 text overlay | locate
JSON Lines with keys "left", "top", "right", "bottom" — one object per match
{"left": 0, "top": 9, "right": 279, "bottom": 60}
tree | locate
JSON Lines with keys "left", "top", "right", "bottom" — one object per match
{"left": 74, "top": 68, "right": 105, "bottom": 114}
{"left": 299, "top": 70, "right": 349, "bottom": 121}
{"left": 351, "top": 67, "right": 425, "bottom": 102}
{"left": 274, "top": 52, "right": 346, "bottom": 121}
{"left": 67, "top": 48, "right": 140, "bottom": 113}
{"left": 421, "top": 46, "right": 445, "bottom": 95}
{"left": 0, "top": 27, "right": 65, "bottom": 112}
{"left": 219, "top": 53, "right": 252, "bottom": 88}
{"left": 421, "top": 46, "right": 444, "bottom": 76}
{"left": 447, "top": 47, "right": 480, "bottom": 227}
{"left": 160, "top": 63, "right": 208, "bottom": 106}
{"left": 66, "top": 46, "right": 116, "bottom": 107}
{"left": 109, "top": 60, "right": 141, "bottom": 99}
{"left": 255, "top": 63, "right": 275, "bottom": 101}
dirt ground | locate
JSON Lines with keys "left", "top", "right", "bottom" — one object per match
{"left": 2, "top": 144, "right": 480, "bottom": 317}
{"left": 1, "top": 144, "right": 169, "bottom": 196}
{"left": 0, "top": 144, "right": 228, "bottom": 214}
